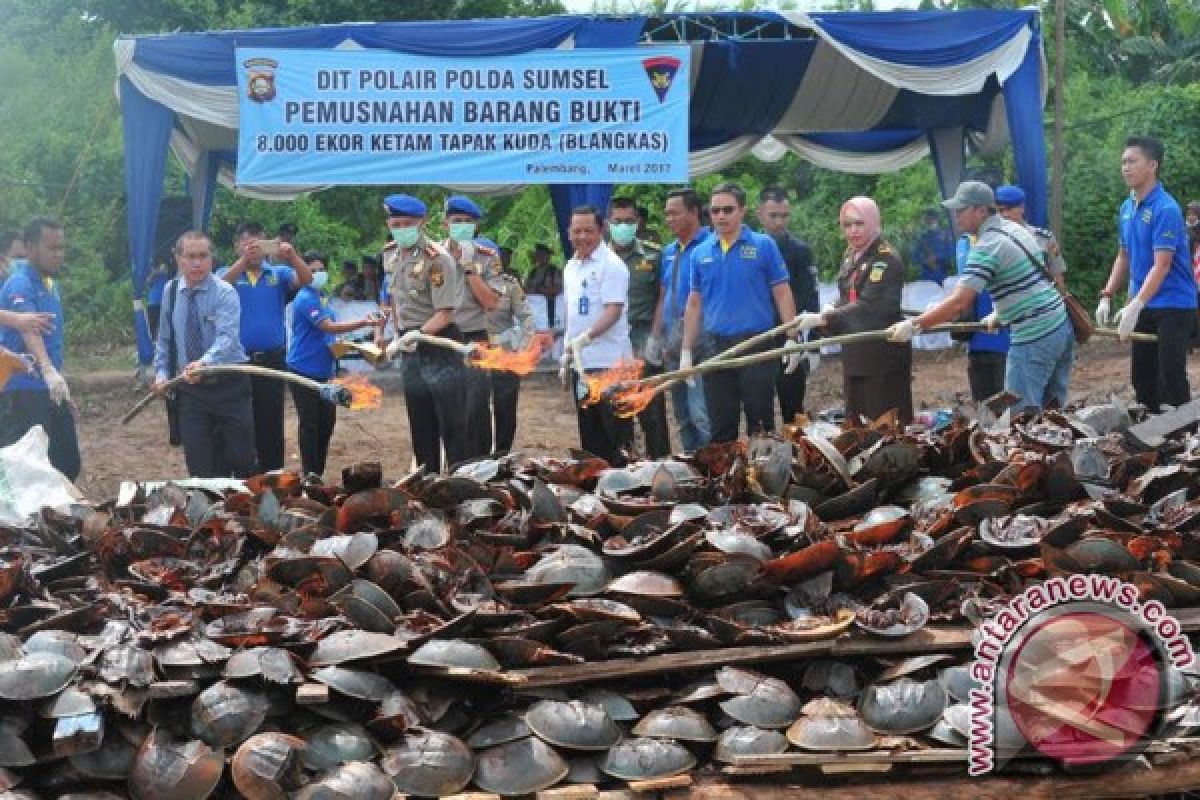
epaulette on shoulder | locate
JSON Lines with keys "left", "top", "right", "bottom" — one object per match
{"left": 876, "top": 241, "right": 893, "bottom": 255}
{"left": 424, "top": 241, "right": 446, "bottom": 258}
{"left": 1030, "top": 225, "right": 1053, "bottom": 238}
{"left": 475, "top": 242, "right": 496, "bottom": 256}
{"left": 383, "top": 241, "right": 397, "bottom": 251}
{"left": 641, "top": 239, "right": 662, "bottom": 252}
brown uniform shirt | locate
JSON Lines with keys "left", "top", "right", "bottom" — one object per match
{"left": 446, "top": 240, "right": 499, "bottom": 334}
{"left": 484, "top": 271, "right": 536, "bottom": 342}
{"left": 384, "top": 236, "right": 461, "bottom": 330}
{"left": 823, "top": 237, "right": 909, "bottom": 378}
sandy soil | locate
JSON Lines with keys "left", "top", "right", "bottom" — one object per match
{"left": 68, "top": 340, "right": 1200, "bottom": 500}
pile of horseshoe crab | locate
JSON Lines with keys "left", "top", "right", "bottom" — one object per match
{"left": 1, "top": 403, "right": 1200, "bottom": 797}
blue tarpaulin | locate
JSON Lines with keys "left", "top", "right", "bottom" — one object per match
{"left": 115, "top": 10, "right": 1047, "bottom": 365}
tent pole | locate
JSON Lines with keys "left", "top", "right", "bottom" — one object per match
{"left": 1050, "top": 0, "right": 1066, "bottom": 236}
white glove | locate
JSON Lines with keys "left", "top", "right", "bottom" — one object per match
{"left": 981, "top": 311, "right": 1000, "bottom": 332}
{"left": 568, "top": 330, "right": 591, "bottom": 363}
{"left": 643, "top": 334, "right": 664, "bottom": 367}
{"left": 494, "top": 327, "right": 520, "bottom": 350}
{"left": 793, "top": 313, "right": 823, "bottom": 334}
{"left": 43, "top": 367, "right": 70, "bottom": 406}
{"left": 1095, "top": 296, "right": 1112, "bottom": 327}
{"left": 1113, "top": 297, "right": 1145, "bottom": 342}
{"left": 804, "top": 350, "right": 821, "bottom": 373}
{"left": 783, "top": 349, "right": 804, "bottom": 376}
{"left": 680, "top": 349, "right": 695, "bottom": 387}
{"left": 385, "top": 330, "right": 421, "bottom": 360}
{"left": 886, "top": 319, "right": 920, "bottom": 343}
{"left": 558, "top": 350, "right": 570, "bottom": 388}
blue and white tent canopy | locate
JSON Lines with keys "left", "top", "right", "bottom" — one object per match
{"left": 115, "top": 10, "right": 1047, "bottom": 364}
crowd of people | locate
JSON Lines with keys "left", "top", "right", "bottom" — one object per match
{"left": 0, "top": 135, "right": 1197, "bottom": 482}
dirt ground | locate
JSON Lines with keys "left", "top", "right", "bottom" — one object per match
{"left": 69, "top": 340, "right": 1200, "bottom": 500}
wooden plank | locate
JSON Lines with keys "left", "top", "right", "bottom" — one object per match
{"left": 295, "top": 683, "right": 329, "bottom": 705}
{"left": 147, "top": 680, "right": 199, "bottom": 699}
{"left": 684, "top": 757, "right": 1200, "bottom": 800}
{"left": 627, "top": 775, "right": 692, "bottom": 793}
{"left": 537, "top": 786, "right": 599, "bottom": 800}
{"left": 419, "top": 607, "right": 1200, "bottom": 689}
{"left": 729, "top": 748, "right": 968, "bottom": 767}
{"left": 442, "top": 793, "right": 501, "bottom": 800}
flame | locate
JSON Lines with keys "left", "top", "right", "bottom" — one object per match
{"left": 332, "top": 374, "right": 383, "bottom": 410}
{"left": 467, "top": 334, "right": 549, "bottom": 376}
{"left": 581, "top": 358, "right": 644, "bottom": 408}
{"left": 611, "top": 383, "right": 660, "bottom": 419}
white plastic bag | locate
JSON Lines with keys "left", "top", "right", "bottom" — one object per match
{"left": 0, "top": 425, "right": 84, "bottom": 525}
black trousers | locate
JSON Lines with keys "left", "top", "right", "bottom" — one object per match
{"left": 703, "top": 334, "right": 778, "bottom": 443}
{"left": 491, "top": 370, "right": 520, "bottom": 454}
{"left": 572, "top": 369, "right": 634, "bottom": 466}
{"left": 247, "top": 348, "right": 286, "bottom": 471}
{"left": 462, "top": 330, "right": 493, "bottom": 459}
{"left": 968, "top": 351, "right": 1008, "bottom": 403}
{"left": 629, "top": 323, "right": 671, "bottom": 458}
{"left": 1132, "top": 307, "right": 1196, "bottom": 412}
{"left": 290, "top": 376, "right": 337, "bottom": 477}
{"left": 776, "top": 355, "right": 809, "bottom": 424}
{"left": 176, "top": 375, "right": 258, "bottom": 479}
{"left": 0, "top": 390, "right": 81, "bottom": 481}
{"left": 401, "top": 326, "right": 468, "bottom": 473}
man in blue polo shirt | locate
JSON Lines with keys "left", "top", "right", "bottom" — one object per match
{"left": 681, "top": 183, "right": 801, "bottom": 443}
{"left": 646, "top": 188, "right": 711, "bottom": 451}
{"left": 1096, "top": 136, "right": 1197, "bottom": 412}
{"left": 0, "top": 217, "right": 80, "bottom": 480}
{"left": 220, "top": 221, "right": 312, "bottom": 471}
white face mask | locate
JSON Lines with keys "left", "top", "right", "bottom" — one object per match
{"left": 310, "top": 271, "right": 329, "bottom": 290}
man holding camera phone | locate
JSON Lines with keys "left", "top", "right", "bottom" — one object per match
{"left": 220, "top": 221, "right": 312, "bottom": 471}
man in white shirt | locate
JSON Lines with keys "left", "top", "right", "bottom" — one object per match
{"left": 560, "top": 205, "right": 634, "bottom": 465}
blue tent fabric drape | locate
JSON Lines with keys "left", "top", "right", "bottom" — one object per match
{"left": 1002, "top": 27, "right": 1049, "bottom": 226}
{"left": 690, "top": 40, "right": 814, "bottom": 151}
{"left": 807, "top": 10, "right": 1031, "bottom": 68}
{"left": 120, "top": 77, "right": 176, "bottom": 365}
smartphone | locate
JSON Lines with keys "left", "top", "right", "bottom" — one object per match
{"left": 259, "top": 237, "right": 281, "bottom": 259}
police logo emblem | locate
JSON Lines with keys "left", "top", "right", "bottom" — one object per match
{"left": 430, "top": 265, "right": 444, "bottom": 288}
{"left": 641, "top": 56, "right": 681, "bottom": 103}
{"left": 243, "top": 58, "right": 279, "bottom": 103}
{"left": 1142, "top": 209, "right": 1153, "bottom": 224}
{"left": 740, "top": 246, "right": 757, "bottom": 259}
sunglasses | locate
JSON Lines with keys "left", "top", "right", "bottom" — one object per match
{"left": 710, "top": 205, "right": 739, "bottom": 216}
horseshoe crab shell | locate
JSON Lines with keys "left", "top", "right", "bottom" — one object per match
{"left": 632, "top": 706, "right": 718, "bottom": 742}
{"left": 855, "top": 592, "right": 930, "bottom": 637}
{"left": 381, "top": 728, "right": 474, "bottom": 798}
{"left": 302, "top": 723, "right": 378, "bottom": 772}
{"left": 859, "top": 677, "right": 947, "bottom": 734}
{"left": 189, "top": 680, "right": 269, "bottom": 749}
{"left": 524, "top": 700, "right": 621, "bottom": 751}
{"left": 600, "top": 737, "right": 696, "bottom": 781}
{"left": 231, "top": 733, "right": 307, "bottom": 800}
{"left": 787, "top": 699, "right": 877, "bottom": 751}
{"left": 467, "top": 713, "right": 532, "bottom": 749}
{"left": 716, "top": 668, "right": 803, "bottom": 729}
{"left": 294, "top": 762, "right": 394, "bottom": 800}
{"left": 713, "top": 726, "right": 789, "bottom": 763}
{"left": 224, "top": 647, "right": 304, "bottom": 684}
{"left": 0, "top": 652, "right": 77, "bottom": 700}
{"left": 128, "top": 731, "right": 224, "bottom": 800}
{"left": 474, "top": 736, "right": 570, "bottom": 796}
{"left": 310, "top": 666, "right": 395, "bottom": 702}
{"left": 525, "top": 545, "right": 610, "bottom": 597}
{"left": 307, "top": 630, "right": 406, "bottom": 667}
{"left": 408, "top": 639, "right": 500, "bottom": 671}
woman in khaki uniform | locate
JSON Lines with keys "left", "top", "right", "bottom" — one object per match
{"left": 795, "top": 196, "right": 913, "bottom": 424}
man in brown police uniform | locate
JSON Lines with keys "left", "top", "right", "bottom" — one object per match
{"left": 608, "top": 197, "right": 670, "bottom": 457}
{"left": 382, "top": 193, "right": 468, "bottom": 472}
{"left": 442, "top": 195, "right": 501, "bottom": 458}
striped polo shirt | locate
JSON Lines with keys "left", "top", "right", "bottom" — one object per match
{"left": 960, "top": 215, "right": 1066, "bottom": 345}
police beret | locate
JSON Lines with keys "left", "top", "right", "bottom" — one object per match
{"left": 995, "top": 185, "right": 1026, "bottom": 207}
{"left": 444, "top": 195, "right": 482, "bottom": 219}
{"left": 383, "top": 194, "right": 426, "bottom": 217}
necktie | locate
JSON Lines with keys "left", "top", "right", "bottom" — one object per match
{"left": 184, "top": 289, "right": 204, "bottom": 363}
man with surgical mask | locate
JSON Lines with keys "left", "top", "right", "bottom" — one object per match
{"left": 381, "top": 193, "right": 468, "bottom": 472}
{"left": 287, "top": 253, "right": 381, "bottom": 477}
{"left": 607, "top": 197, "right": 670, "bottom": 457}
{"left": 443, "top": 195, "right": 501, "bottom": 458}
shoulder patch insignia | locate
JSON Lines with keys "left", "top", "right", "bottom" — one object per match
{"left": 869, "top": 266, "right": 885, "bottom": 283}
{"left": 876, "top": 243, "right": 892, "bottom": 255}
{"left": 430, "top": 263, "right": 444, "bottom": 288}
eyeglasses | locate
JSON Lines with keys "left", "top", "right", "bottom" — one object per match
{"left": 710, "top": 205, "right": 738, "bottom": 216}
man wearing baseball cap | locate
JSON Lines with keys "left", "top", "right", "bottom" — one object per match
{"left": 381, "top": 193, "right": 468, "bottom": 472}
{"left": 886, "top": 181, "right": 1073, "bottom": 411}
{"left": 995, "top": 184, "right": 1067, "bottom": 290}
